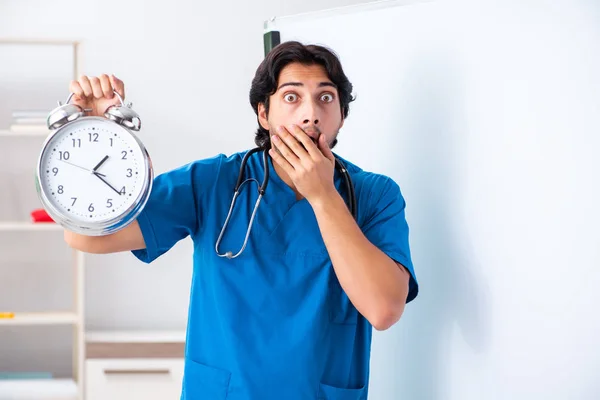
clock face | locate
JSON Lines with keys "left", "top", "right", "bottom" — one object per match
{"left": 38, "top": 117, "right": 151, "bottom": 228}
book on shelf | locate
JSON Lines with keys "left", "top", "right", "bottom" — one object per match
{"left": 6, "top": 109, "right": 50, "bottom": 133}
{"left": 8, "top": 123, "right": 49, "bottom": 132}
{"left": 0, "top": 372, "right": 53, "bottom": 380}
{"left": 11, "top": 110, "right": 48, "bottom": 119}
{"left": 12, "top": 117, "right": 47, "bottom": 125}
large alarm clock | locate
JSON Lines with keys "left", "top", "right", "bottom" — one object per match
{"left": 35, "top": 91, "right": 153, "bottom": 236}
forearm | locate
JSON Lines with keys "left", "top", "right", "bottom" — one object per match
{"left": 63, "top": 220, "right": 145, "bottom": 254}
{"left": 311, "top": 190, "right": 410, "bottom": 330}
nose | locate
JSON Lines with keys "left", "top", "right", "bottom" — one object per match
{"left": 301, "top": 99, "right": 320, "bottom": 126}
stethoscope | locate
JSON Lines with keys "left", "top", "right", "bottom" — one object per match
{"left": 215, "top": 147, "right": 357, "bottom": 259}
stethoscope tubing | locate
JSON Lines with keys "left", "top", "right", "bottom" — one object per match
{"left": 215, "top": 148, "right": 356, "bottom": 259}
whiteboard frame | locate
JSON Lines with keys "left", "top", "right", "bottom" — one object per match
{"left": 263, "top": 0, "right": 435, "bottom": 32}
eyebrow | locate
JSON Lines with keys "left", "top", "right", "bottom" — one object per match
{"left": 277, "top": 82, "right": 337, "bottom": 91}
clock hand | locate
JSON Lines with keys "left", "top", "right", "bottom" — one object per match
{"left": 93, "top": 172, "right": 122, "bottom": 196}
{"left": 60, "top": 160, "right": 106, "bottom": 177}
{"left": 92, "top": 155, "right": 109, "bottom": 172}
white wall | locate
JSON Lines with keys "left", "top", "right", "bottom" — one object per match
{"left": 0, "top": 0, "right": 371, "bottom": 376}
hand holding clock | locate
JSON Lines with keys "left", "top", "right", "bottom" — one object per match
{"left": 70, "top": 74, "right": 126, "bottom": 117}
{"left": 37, "top": 73, "right": 152, "bottom": 237}
{"left": 69, "top": 75, "right": 130, "bottom": 196}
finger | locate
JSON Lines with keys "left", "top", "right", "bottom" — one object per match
{"left": 318, "top": 134, "right": 336, "bottom": 162}
{"left": 288, "top": 125, "right": 321, "bottom": 160}
{"left": 69, "top": 80, "right": 84, "bottom": 98}
{"left": 272, "top": 134, "right": 300, "bottom": 169}
{"left": 78, "top": 75, "right": 93, "bottom": 97}
{"left": 89, "top": 76, "right": 103, "bottom": 99}
{"left": 110, "top": 74, "right": 125, "bottom": 99}
{"left": 268, "top": 147, "right": 295, "bottom": 176}
{"left": 99, "top": 74, "right": 114, "bottom": 99}
{"left": 277, "top": 126, "right": 309, "bottom": 161}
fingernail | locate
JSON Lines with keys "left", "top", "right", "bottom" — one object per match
{"left": 272, "top": 135, "right": 280, "bottom": 142}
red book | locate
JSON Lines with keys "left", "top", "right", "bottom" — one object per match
{"left": 30, "top": 209, "right": 55, "bottom": 223}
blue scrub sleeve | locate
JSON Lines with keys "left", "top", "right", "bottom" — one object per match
{"left": 361, "top": 176, "right": 419, "bottom": 303}
{"left": 131, "top": 155, "right": 223, "bottom": 263}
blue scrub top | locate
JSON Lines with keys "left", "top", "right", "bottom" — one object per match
{"left": 132, "top": 149, "right": 418, "bottom": 400}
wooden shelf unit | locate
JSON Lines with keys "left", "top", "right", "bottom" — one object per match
{"left": 0, "top": 38, "right": 85, "bottom": 400}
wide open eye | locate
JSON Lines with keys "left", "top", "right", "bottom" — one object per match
{"left": 320, "top": 93, "right": 334, "bottom": 103}
{"left": 284, "top": 93, "right": 298, "bottom": 102}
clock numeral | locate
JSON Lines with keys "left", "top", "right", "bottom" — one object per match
{"left": 59, "top": 151, "right": 70, "bottom": 160}
{"left": 57, "top": 185, "right": 64, "bottom": 194}
{"left": 121, "top": 151, "right": 127, "bottom": 160}
{"left": 119, "top": 186, "right": 126, "bottom": 195}
{"left": 71, "top": 197, "right": 77, "bottom": 206}
{"left": 126, "top": 168, "right": 132, "bottom": 178}
{"left": 88, "top": 132, "right": 99, "bottom": 142}
{"left": 106, "top": 199, "right": 113, "bottom": 208}
{"left": 52, "top": 167, "right": 59, "bottom": 176}
{"left": 88, "top": 203, "right": 95, "bottom": 212}
{"left": 109, "top": 138, "right": 114, "bottom": 147}
{"left": 72, "top": 138, "right": 81, "bottom": 148}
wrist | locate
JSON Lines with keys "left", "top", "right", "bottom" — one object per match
{"left": 309, "top": 188, "right": 345, "bottom": 215}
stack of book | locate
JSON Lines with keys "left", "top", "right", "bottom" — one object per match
{"left": 8, "top": 110, "right": 49, "bottom": 133}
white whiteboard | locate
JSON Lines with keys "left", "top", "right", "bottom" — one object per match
{"left": 265, "top": 1, "right": 600, "bottom": 399}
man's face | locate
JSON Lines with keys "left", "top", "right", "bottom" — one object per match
{"left": 258, "top": 62, "right": 344, "bottom": 149}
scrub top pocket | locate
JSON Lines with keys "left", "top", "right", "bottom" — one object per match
{"left": 317, "top": 382, "right": 368, "bottom": 400}
{"left": 182, "top": 358, "right": 231, "bottom": 399}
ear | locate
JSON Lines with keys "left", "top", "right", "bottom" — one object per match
{"left": 258, "top": 102, "right": 269, "bottom": 131}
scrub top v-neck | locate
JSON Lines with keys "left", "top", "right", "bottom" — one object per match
{"left": 131, "top": 149, "right": 419, "bottom": 400}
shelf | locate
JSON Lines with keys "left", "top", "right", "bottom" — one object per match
{"left": 0, "top": 129, "right": 49, "bottom": 137}
{"left": 0, "top": 312, "right": 79, "bottom": 326}
{"left": 0, "top": 222, "right": 61, "bottom": 231}
{"left": 86, "top": 330, "right": 187, "bottom": 343}
{"left": 0, "top": 38, "right": 79, "bottom": 45}
{"left": 0, "top": 378, "right": 78, "bottom": 399}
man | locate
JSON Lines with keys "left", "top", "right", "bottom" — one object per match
{"left": 65, "top": 41, "right": 419, "bottom": 399}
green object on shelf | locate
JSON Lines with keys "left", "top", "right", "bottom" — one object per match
{"left": 0, "top": 372, "right": 53, "bottom": 380}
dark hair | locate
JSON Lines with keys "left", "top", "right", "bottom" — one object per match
{"left": 249, "top": 41, "right": 355, "bottom": 149}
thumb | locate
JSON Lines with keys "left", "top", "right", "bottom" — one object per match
{"left": 319, "top": 134, "right": 335, "bottom": 162}
{"left": 110, "top": 74, "right": 125, "bottom": 99}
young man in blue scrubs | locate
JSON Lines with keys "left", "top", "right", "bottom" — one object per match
{"left": 65, "top": 41, "right": 419, "bottom": 399}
